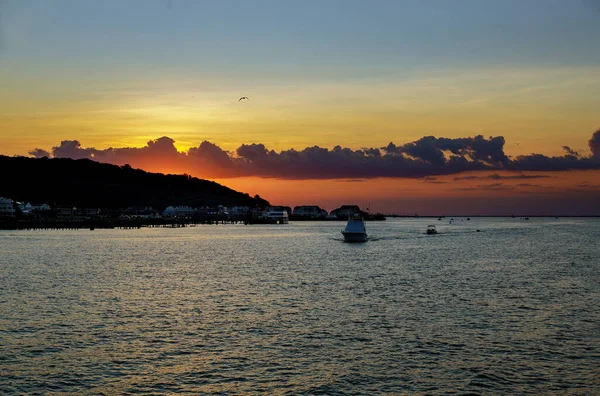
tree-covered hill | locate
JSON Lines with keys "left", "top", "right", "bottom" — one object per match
{"left": 0, "top": 155, "right": 269, "bottom": 209}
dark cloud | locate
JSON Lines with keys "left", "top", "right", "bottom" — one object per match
{"left": 477, "top": 183, "right": 514, "bottom": 191}
{"left": 454, "top": 173, "right": 551, "bottom": 181}
{"left": 576, "top": 183, "right": 600, "bottom": 189}
{"left": 422, "top": 176, "right": 446, "bottom": 183}
{"left": 452, "top": 183, "right": 514, "bottom": 192}
{"left": 487, "top": 173, "right": 551, "bottom": 180}
{"left": 45, "top": 137, "right": 186, "bottom": 169}
{"left": 29, "top": 148, "right": 51, "bottom": 158}
{"left": 509, "top": 153, "right": 594, "bottom": 172}
{"left": 52, "top": 140, "right": 90, "bottom": 160}
{"left": 562, "top": 146, "right": 581, "bottom": 157}
{"left": 516, "top": 183, "right": 538, "bottom": 187}
{"left": 336, "top": 179, "right": 366, "bottom": 183}
{"left": 590, "top": 129, "right": 600, "bottom": 159}
{"left": 452, "top": 187, "right": 477, "bottom": 191}
{"left": 27, "top": 130, "right": 600, "bottom": 180}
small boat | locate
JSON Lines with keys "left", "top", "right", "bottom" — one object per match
{"left": 426, "top": 225, "right": 438, "bottom": 235}
{"left": 341, "top": 213, "right": 367, "bottom": 242}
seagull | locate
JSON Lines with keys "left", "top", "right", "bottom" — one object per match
{"left": 238, "top": 96, "right": 249, "bottom": 101}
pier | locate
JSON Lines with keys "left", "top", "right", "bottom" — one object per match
{"left": 0, "top": 215, "right": 250, "bottom": 231}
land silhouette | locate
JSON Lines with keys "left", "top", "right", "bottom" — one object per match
{"left": 0, "top": 155, "right": 269, "bottom": 210}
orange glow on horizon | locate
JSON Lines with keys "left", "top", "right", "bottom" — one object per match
{"left": 212, "top": 170, "right": 600, "bottom": 214}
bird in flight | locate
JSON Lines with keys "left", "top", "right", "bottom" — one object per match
{"left": 239, "top": 96, "right": 249, "bottom": 101}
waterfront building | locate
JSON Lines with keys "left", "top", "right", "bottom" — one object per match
{"left": 0, "top": 197, "right": 15, "bottom": 217}
{"left": 163, "top": 205, "right": 196, "bottom": 217}
{"left": 163, "top": 206, "right": 176, "bottom": 217}
{"left": 259, "top": 209, "right": 289, "bottom": 224}
{"left": 329, "top": 205, "right": 363, "bottom": 219}
{"left": 231, "top": 206, "right": 251, "bottom": 215}
{"left": 17, "top": 202, "right": 33, "bottom": 215}
{"left": 270, "top": 206, "right": 292, "bottom": 217}
{"left": 31, "top": 203, "right": 51, "bottom": 212}
{"left": 292, "top": 205, "right": 328, "bottom": 219}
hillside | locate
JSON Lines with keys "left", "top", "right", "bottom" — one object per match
{"left": 0, "top": 155, "right": 269, "bottom": 209}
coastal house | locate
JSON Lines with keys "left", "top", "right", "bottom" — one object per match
{"left": 292, "top": 205, "right": 328, "bottom": 219}
{"left": 163, "top": 205, "right": 196, "bottom": 217}
{"left": 270, "top": 206, "right": 292, "bottom": 217}
{"left": 31, "top": 203, "right": 51, "bottom": 212}
{"left": 124, "top": 206, "right": 159, "bottom": 218}
{"left": 231, "top": 206, "right": 251, "bottom": 216}
{"left": 329, "top": 205, "right": 363, "bottom": 219}
{"left": 17, "top": 202, "right": 33, "bottom": 215}
{"left": 56, "top": 207, "right": 78, "bottom": 219}
{"left": 0, "top": 197, "right": 16, "bottom": 218}
{"left": 163, "top": 206, "right": 176, "bottom": 217}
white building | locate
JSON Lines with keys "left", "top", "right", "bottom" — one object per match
{"left": 260, "top": 209, "right": 289, "bottom": 224}
{"left": 0, "top": 197, "right": 16, "bottom": 217}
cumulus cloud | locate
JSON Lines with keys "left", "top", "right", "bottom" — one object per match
{"left": 28, "top": 148, "right": 51, "bottom": 158}
{"left": 590, "top": 129, "right": 600, "bottom": 159}
{"left": 27, "top": 130, "right": 600, "bottom": 180}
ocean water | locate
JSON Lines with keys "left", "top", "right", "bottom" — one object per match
{"left": 1, "top": 218, "right": 599, "bottom": 395}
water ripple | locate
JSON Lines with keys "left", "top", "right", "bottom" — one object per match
{"left": 1, "top": 218, "right": 599, "bottom": 394}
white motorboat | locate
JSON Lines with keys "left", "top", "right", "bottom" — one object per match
{"left": 426, "top": 225, "right": 438, "bottom": 234}
{"left": 342, "top": 213, "right": 367, "bottom": 242}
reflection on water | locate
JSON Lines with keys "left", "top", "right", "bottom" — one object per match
{"left": 1, "top": 218, "right": 599, "bottom": 394}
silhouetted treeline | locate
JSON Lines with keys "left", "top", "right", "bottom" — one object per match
{"left": 0, "top": 156, "right": 269, "bottom": 209}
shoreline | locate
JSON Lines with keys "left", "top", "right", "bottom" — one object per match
{"left": 1, "top": 215, "right": 598, "bottom": 231}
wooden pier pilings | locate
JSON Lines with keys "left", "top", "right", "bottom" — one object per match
{"left": 0, "top": 215, "right": 248, "bottom": 231}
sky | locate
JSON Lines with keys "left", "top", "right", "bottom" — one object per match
{"left": 1, "top": 0, "right": 599, "bottom": 214}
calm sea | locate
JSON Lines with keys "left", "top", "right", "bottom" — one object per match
{"left": 1, "top": 218, "right": 599, "bottom": 394}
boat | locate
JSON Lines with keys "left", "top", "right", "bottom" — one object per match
{"left": 426, "top": 225, "right": 438, "bottom": 234}
{"left": 341, "top": 213, "right": 367, "bottom": 242}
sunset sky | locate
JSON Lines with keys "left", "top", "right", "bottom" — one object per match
{"left": 1, "top": 0, "right": 599, "bottom": 214}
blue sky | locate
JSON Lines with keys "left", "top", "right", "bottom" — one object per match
{"left": 3, "top": 0, "right": 600, "bottom": 79}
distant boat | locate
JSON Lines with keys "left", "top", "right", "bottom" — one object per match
{"left": 426, "top": 225, "right": 438, "bottom": 235}
{"left": 341, "top": 213, "right": 367, "bottom": 242}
